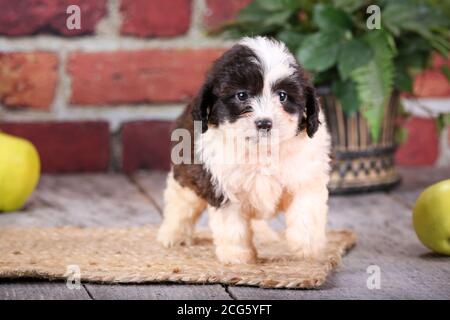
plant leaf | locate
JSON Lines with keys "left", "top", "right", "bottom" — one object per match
{"left": 253, "top": 0, "right": 300, "bottom": 11}
{"left": 312, "top": 68, "right": 336, "bottom": 86}
{"left": 395, "top": 127, "right": 408, "bottom": 145}
{"left": 255, "top": 0, "right": 284, "bottom": 11}
{"left": 262, "top": 10, "right": 292, "bottom": 27}
{"left": 332, "top": 79, "right": 360, "bottom": 114}
{"left": 436, "top": 113, "right": 450, "bottom": 133}
{"left": 394, "top": 65, "right": 413, "bottom": 92}
{"left": 278, "top": 0, "right": 303, "bottom": 11}
{"left": 350, "top": 31, "right": 395, "bottom": 141}
{"left": 313, "top": 4, "right": 353, "bottom": 30}
{"left": 235, "top": 2, "right": 291, "bottom": 35}
{"left": 333, "top": 0, "right": 367, "bottom": 13}
{"left": 296, "top": 31, "right": 344, "bottom": 72}
{"left": 383, "top": 1, "right": 450, "bottom": 36}
{"left": 237, "top": 3, "right": 271, "bottom": 23}
{"left": 277, "top": 30, "right": 305, "bottom": 52}
{"left": 338, "top": 38, "right": 373, "bottom": 79}
{"left": 441, "top": 65, "right": 450, "bottom": 82}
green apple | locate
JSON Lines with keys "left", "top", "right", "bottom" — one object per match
{"left": 0, "top": 132, "right": 41, "bottom": 212}
{"left": 413, "top": 179, "right": 450, "bottom": 255}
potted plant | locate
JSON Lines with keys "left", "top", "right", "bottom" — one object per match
{"left": 221, "top": 0, "right": 450, "bottom": 193}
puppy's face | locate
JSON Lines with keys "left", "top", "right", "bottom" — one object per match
{"left": 193, "top": 37, "right": 320, "bottom": 143}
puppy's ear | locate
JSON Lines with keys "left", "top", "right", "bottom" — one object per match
{"left": 302, "top": 84, "right": 320, "bottom": 138}
{"left": 192, "top": 80, "right": 215, "bottom": 133}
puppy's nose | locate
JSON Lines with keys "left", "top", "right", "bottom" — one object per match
{"left": 255, "top": 118, "right": 272, "bottom": 131}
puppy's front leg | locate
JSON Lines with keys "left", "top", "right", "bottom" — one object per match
{"left": 209, "top": 203, "right": 256, "bottom": 264}
{"left": 158, "top": 172, "right": 206, "bottom": 247}
{"left": 285, "top": 182, "right": 328, "bottom": 260}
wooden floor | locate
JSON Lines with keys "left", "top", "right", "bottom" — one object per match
{"left": 0, "top": 167, "right": 449, "bottom": 300}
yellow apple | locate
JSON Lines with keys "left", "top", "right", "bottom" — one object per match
{"left": 0, "top": 132, "right": 41, "bottom": 212}
{"left": 413, "top": 179, "right": 450, "bottom": 255}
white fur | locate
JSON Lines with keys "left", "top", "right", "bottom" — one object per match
{"left": 239, "top": 36, "right": 296, "bottom": 82}
{"left": 239, "top": 36, "right": 297, "bottom": 121}
{"left": 199, "top": 114, "right": 330, "bottom": 219}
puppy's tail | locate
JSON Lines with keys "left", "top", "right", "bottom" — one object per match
{"left": 251, "top": 219, "right": 281, "bottom": 243}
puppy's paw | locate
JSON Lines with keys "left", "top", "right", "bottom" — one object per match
{"left": 293, "top": 243, "right": 325, "bottom": 261}
{"left": 286, "top": 230, "right": 326, "bottom": 261}
{"left": 215, "top": 245, "right": 257, "bottom": 265}
{"left": 157, "top": 224, "right": 193, "bottom": 248}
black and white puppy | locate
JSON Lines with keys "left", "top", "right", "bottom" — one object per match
{"left": 158, "top": 36, "right": 331, "bottom": 264}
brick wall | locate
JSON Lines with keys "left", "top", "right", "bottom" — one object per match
{"left": 0, "top": 0, "right": 449, "bottom": 173}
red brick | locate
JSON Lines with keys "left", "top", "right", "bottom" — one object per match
{"left": 412, "top": 53, "right": 450, "bottom": 97}
{"left": 122, "top": 120, "right": 172, "bottom": 173}
{"left": 120, "top": 0, "right": 191, "bottom": 37}
{"left": 0, "top": 0, "right": 106, "bottom": 36}
{"left": 0, "top": 52, "right": 58, "bottom": 110}
{"left": 0, "top": 121, "right": 110, "bottom": 173}
{"left": 431, "top": 53, "right": 450, "bottom": 69}
{"left": 204, "top": 0, "right": 251, "bottom": 29}
{"left": 395, "top": 117, "right": 439, "bottom": 166}
{"left": 413, "top": 70, "right": 450, "bottom": 97}
{"left": 68, "top": 49, "right": 224, "bottom": 105}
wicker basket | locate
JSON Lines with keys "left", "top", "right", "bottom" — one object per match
{"left": 319, "top": 87, "right": 401, "bottom": 194}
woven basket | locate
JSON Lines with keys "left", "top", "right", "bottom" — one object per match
{"left": 319, "top": 88, "right": 401, "bottom": 194}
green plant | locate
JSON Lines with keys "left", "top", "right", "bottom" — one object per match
{"left": 437, "top": 112, "right": 450, "bottom": 133}
{"left": 222, "top": 0, "right": 450, "bottom": 140}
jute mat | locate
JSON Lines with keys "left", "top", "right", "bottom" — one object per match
{"left": 0, "top": 226, "right": 355, "bottom": 289}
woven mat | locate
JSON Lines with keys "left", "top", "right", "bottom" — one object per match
{"left": 0, "top": 226, "right": 355, "bottom": 289}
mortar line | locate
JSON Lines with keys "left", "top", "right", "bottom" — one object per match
{"left": 95, "top": 0, "right": 122, "bottom": 36}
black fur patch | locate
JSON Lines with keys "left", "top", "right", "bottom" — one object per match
{"left": 272, "top": 72, "right": 305, "bottom": 115}
{"left": 272, "top": 65, "right": 320, "bottom": 138}
{"left": 193, "top": 44, "right": 264, "bottom": 131}
{"left": 172, "top": 104, "right": 225, "bottom": 208}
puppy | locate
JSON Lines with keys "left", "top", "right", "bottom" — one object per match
{"left": 157, "top": 36, "right": 331, "bottom": 264}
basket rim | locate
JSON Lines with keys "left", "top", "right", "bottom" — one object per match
{"left": 329, "top": 176, "right": 401, "bottom": 195}
{"left": 333, "top": 145, "right": 397, "bottom": 159}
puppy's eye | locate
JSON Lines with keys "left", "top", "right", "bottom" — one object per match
{"left": 236, "top": 91, "right": 249, "bottom": 101}
{"left": 278, "top": 91, "right": 287, "bottom": 102}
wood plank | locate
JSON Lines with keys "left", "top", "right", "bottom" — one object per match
{"left": 85, "top": 284, "right": 231, "bottom": 300}
{"left": 132, "top": 170, "right": 168, "bottom": 213}
{"left": 0, "top": 174, "right": 161, "bottom": 227}
{"left": 133, "top": 170, "right": 212, "bottom": 226}
{"left": 229, "top": 192, "right": 450, "bottom": 299}
{"left": 393, "top": 166, "right": 450, "bottom": 206}
{"left": 0, "top": 281, "right": 91, "bottom": 300}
